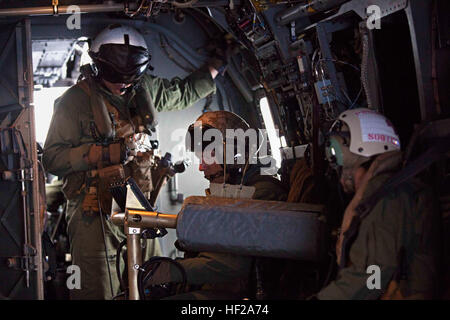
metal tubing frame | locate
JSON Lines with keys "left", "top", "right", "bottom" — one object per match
{"left": 127, "top": 209, "right": 178, "bottom": 229}
{"left": 0, "top": 1, "right": 243, "bottom": 17}
{"left": 126, "top": 227, "right": 142, "bottom": 300}
{"left": 112, "top": 209, "right": 177, "bottom": 300}
{"left": 0, "top": 4, "right": 126, "bottom": 16}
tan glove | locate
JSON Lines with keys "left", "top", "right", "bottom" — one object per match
{"left": 85, "top": 144, "right": 103, "bottom": 166}
{"left": 85, "top": 142, "right": 128, "bottom": 168}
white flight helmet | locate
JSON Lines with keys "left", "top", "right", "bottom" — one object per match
{"left": 90, "top": 24, "right": 148, "bottom": 53}
{"left": 325, "top": 108, "right": 401, "bottom": 169}
{"left": 89, "top": 24, "right": 151, "bottom": 84}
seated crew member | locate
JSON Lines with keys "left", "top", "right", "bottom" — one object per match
{"left": 316, "top": 108, "right": 440, "bottom": 299}
{"left": 43, "top": 24, "right": 224, "bottom": 299}
{"left": 144, "top": 110, "right": 288, "bottom": 299}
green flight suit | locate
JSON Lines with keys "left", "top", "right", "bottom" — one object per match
{"left": 43, "top": 68, "right": 216, "bottom": 300}
{"left": 161, "top": 166, "right": 289, "bottom": 300}
{"left": 318, "top": 162, "right": 440, "bottom": 299}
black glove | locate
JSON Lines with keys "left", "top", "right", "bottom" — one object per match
{"left": 144, "top": 260, "right": 178, "bottom": 286}
{"left": 208, "top": 33, "right": 241, "bottom": 75}
{"left": 140, "top": 257, "right": 188, "bottom": 300}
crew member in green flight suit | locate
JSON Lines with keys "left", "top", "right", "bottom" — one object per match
{"left": 43, "top": 24, "right": 224, "bottom": 299}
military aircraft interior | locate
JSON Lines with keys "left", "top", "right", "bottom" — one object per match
{"left": 0, "top": 0, "right": 449, "bottom": 305}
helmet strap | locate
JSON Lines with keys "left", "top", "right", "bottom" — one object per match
{"left": 238, "top": 158, "right": 250, "bottom": 190}
{"left": 340, "top": 167, "right": 356, "bottom": 194}
{"left": 222, "top": 141, "right": 227, "bottom": 189}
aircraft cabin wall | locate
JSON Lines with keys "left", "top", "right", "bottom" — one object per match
{"left": 0, "top": 0, "right": 448, "bottom": 301}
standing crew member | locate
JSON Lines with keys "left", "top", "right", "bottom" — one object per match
{"left": 43, "top": 24, "right": 222, "bottom": 299}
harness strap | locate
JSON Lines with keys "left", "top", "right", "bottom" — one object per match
{"left": 339, "top": 139, "right": 450, "bottom": 269}
{"left": 77, "top": 79, "right": 115, "bottom": 142}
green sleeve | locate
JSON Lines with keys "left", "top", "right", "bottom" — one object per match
{"left": 170, "top": 252, "right": 252, "bottom": 286}
{"left": 318, "top": 196, "right": 400, "bottom": 300}
{"left": 43, "top": 87, "right": 91, "bottom": 177}
{"left": 142, "top": 67, "right": 216, "bottom": 112}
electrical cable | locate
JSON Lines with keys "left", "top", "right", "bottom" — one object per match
{"left": 145, "top": 1, "right": 154, "bottom": 17}
{"left": 318, "top": 58, "right": 360, "bottom": 72}
{"left": 348, "top": 87, "right": 362, "bottom": 109}
{"left": 126, "top": 0, "right": 146, "bottom": 17}
{"left": 313, "top": 56, "right": 363, "bottom": 114}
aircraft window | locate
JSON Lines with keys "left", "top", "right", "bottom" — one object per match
{"left": 34, "top": 85, "right": 71, "bottom": 145}
{"left": 259, "top": 96, "right": 282, "bottom": 169}
{"left": 33, "top": 37, "right": 90, "bottom": 146}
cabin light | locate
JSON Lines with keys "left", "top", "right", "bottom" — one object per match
{"left": 259, "top": 97, "right": 282, "bottom": 168}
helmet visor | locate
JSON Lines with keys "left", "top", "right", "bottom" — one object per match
{"left": 325, "top": 136, "right": 344, "bottom": 167}
{"left": 92, "top": 44, "right": 150, "bottom": 84}
{"left": 325, "top": 132, "right": 350, "bottom": 168}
